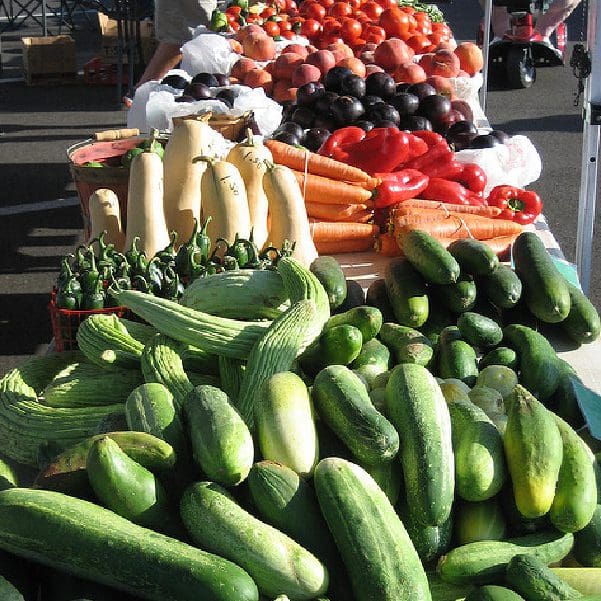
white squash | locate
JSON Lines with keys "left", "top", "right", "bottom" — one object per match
{"left": 225, "top": 131, "right": 272, "bottom": 250}
{"left": 162, "top": 119, "right": 213, "bottom": 247}
{"left": 199, "top": 158, "right": 251, "bottom": 245}
{"left": 263, "top": 164, "right": 318, "bottom": 267}
{"left": 124, "top": 152, "right": 169, "bottom": 258}
{"left": 88, "top": 188, "right": 125, "bottom": 253}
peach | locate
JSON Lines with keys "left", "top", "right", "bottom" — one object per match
{"left": 392, "top": 62, "right": 427, "bottom": 84}
{"left": 273, "top": 52, "right": 305, "bottom": 80}
{"left": 429, "top": 49, "right": 460, "bottom": 78}
{"left": 230, "top": 57, "right": 258, "bottom": 81}
{"left": 291, "top": 63, "right": 322, "bottom": 87}
{"left": 244, "top": 68, "right": 273, "bottom": 94}
{"left": 306, "top": 50, "right": 337, "bottom": 77}
{"left": 454, "top": 42, "right": 484, "bottom": 76}
{"left": 374, "top": 38, "right": 414, "bottom": 72}
{"left": 336, "top": 56, "right": 366, "bottom": 78}
{"left": 243, "top": 32, "right": 277, "bottom": 61}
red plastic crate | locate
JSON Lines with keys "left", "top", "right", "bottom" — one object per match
{"left": 83, "top": 57, "right": 129, "bottom": 86}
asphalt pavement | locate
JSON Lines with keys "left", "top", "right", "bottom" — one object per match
{"left": 0, "top": 1, "right": 598, "bottom": 376}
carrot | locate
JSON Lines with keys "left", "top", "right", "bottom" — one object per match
{"left": 293, "top": 170, "right": 375, "bottom": 205}
{"left": 306, "top": 201, "right": 368, "bottom": 221}
{"left": 400, "top": 198, "right": 503, "bottom": 217}
{"left": 315, "top": 238, "right": 375, "bottom": 254}
{"left": 265, "top": 139, "right": 377, "bottom": 186}
{"left": 376, "top": 231, "right": 403, "bottom": 257}
{"left": 309, "top": 220, "right": 379, "bottom": 242}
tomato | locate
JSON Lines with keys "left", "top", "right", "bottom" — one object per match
{"left": 274, "top": 0, "right": 287, "bottom": 11}
{"left": 329, "top": 2, "right": 353, "bottom": 19}
{"left": 285, "top": 0, "right": 298, "bottom": 11}
{"left": 348, "top": 0, "right": 361, "bottom": 11}
{"left": 279, "top": 20, "right": 292, "bottom": 31}
{"left": 246, "top": 13, "right": 260, "bottom": 22}
{"left": 406, "top": 33, "right": 430, "bottom": 54}
{"left": 399, "top": 5, "right": 415, "bottom": 14}
{"left": 300, "top": 18, "right": 322, "bottom": 37}
{"left": 318, "top": 0, "right": 335, "bottom": 8}
{"left": 226, "top": 5, "right": 241, "bottom": 16}
{"left": 299, "top": 1, "right": 317, "bottom": 16}
{"left": 341, "top": 17, "right": 362, "bottom": 41}
{"left": 263, "top": 20, "right": 281, "bottom": 36}
{"left": 375, "top": 0, "right": 397, "bottom": 9}
{"left": 322, "top": 34, "right": 346, "bottom": 47}
{"left": 304, "top": 1, "right": 326, "bottom": 20}
{"left": 362, "top": 1, "right": 382, "bottom": 20}
{"left": 281, "top": 29, "right": 295, "bottom": 39}
{"left": 322, "top": 18, "right": 342, "bottom": 35}
{"left": 260, "top": 6, "right": 277, "bottom": 18}
{"left": 379, "top": 7, "right": 410, "bottom": 39}
{"left": 364, "top": 23, "right": 385, "bottom": 44}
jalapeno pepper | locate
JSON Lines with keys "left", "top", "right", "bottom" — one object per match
{"left": 82, "top": 275, "right": 105, "bottom": 310}
{"left": 197, "top": 217, "right": 212, "bottom": 264}
{"left": 146, "top": 258, "right": 164, "bottom": 295}
{"left": 80, "top": 251, "right": 99, "bottom": 294}
{"left": 74, "top": 245, "right": 91, "bottom": 273}
{"left": 487, "top": 185, "right": 543, "bottom": 225}
{"left": 56, "top": 275, "right": 82, "bottom": 310}
{"left": 176, "top": 218, "right": 201, "bottom": 278}
{"left": 244, "top": 230, "right": 263, "bottom": 269}
{"left": 373, "top": 169, "right": 430, "bottom": 209}
{"left": 132, "top": 275, "right": 151, "bottom": 293}
{"left": 156, "top": 231, "right": 178, "bottom": 268}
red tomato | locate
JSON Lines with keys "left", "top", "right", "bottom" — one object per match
{"left": 322, "top": 18, "right": 342, "bottom": 35}
{"left": 300, "top": 18, "right": 322, "bottom": 37}
{"left": 364, "top": 23, "right": 385, "bottom": 44}
{"left": 279, "top": 20, "right": 292, "bottom": 31}
{"left": 274, "top": 0, "right": 287, "bottom": 11}
{"left": 379, "top": 7, "right": 410, "bottom": 39}
{"left": 282, "top": 30, "right": 295, "bottom": 38}
{"left": 375, "top": 0, "right": 397, "bottom": 9}
{"left": 263, "top": 20, "right": 281, "bottom": 36}
{"left": 322, "top": 34, "right": 346, "bottom": 46}
{"left": 406, "top": 33, "right": 430, "bottom": 53}
{"left": 261, "top": 6, "right": 277, "bottom": 18}
{"left": 299, "top": 1, "right": 317, "bottom": 16}
{"left": 341, "top": 17, "right": 362, "bottom": 41}
{"left": 226, "top": 5, "right": 241, "bottom": 16}
{"left": 246, "top": 13, "right": 260, "bottom": 22}
{"left": 318, "top": 0, "right": 335, "bottom": 8}
{"left": 285, "top": 0, "right": 298, "bottom": 11}
{"left": 362, "top": 1, "right": 382, "bottom": 20}
{"left": 348, "top": 0, "right": 361, "bottom": 11}
{"left": 399, "top": 5, "right": 415, "bottom": 14}
{"left": 329, "top": 2, "right": 353, "bottom": 19}
{"left": 304, "top": 1, "right": 326, "bottom": 20}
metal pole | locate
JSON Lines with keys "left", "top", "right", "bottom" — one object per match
{"left": 480, "top": 0, "right": 493, "bottom": 115}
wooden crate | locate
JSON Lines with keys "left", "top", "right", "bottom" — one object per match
{"left": 97, "top": 13, "right": 157, "bottom": 65}
{"left": 22, "top": 35, "right": 77, "bottom": 86}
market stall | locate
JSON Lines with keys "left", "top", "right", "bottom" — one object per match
{"left": 1, "top": 2, "right": 601, "bottom": 600}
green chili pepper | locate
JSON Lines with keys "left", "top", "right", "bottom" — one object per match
{"left": 80, "top": 250, "right": 99, "bottom": 294}
{"left": 125, "top": 236, "right": 143, "bottom": 268}
{"left": 229, "top": 234, "right": 250, "bottom": 268}
{"left": 223, "top": 255, "right": 239, "bottom": 271}
{"left": 57, "top": 256, "right": 75, "bottom": 289}
{"left": 162, "top": 266, "right": 184, "bottom": 301}
{"left": 56, "top": 274, "right": 82, "bottom": 310}
{"left": 197, "top": 217, "right": 212, "bottom": 264}
{"left": 132, "top": 275, "right": 151, "bottom": 293}
{"left": 74, "top": 245, "right": 91, "bottom": 273}
{"left": 146, "top": 257, "right": 164, "bottom": 295}
{"left": 175, "top": 218, "right": 201, "bottom": 278}
{"left": 114, "top": 262, "right": 131, "bottom": 290}
{"left": 82, "top": 275, "right": 105, "bottom": 310}
{"left": 156, "top": 231, "right": 178, "bottom": 268}
{"left": 243, "top": 230, "right": 262, "bottom": 269}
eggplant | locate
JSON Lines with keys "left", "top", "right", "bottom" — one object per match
{"left": 367, "top": 103, "right": 400, "bottom": 126}
{"left": 417, "top": 94, "right": 451, "bottom": 123}
{"left": 277, "top": 121, "right": 305, "bottom": 139}
{"left": 355, "top": 120, "right": 375, "bottom": 132}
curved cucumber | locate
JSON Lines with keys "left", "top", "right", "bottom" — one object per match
{"left": 573, "top": 505, "right": 601, "bottom": 567}
{"left": 379, "top": 323, "right": 433, "bottom": 367}
{"left": 562, "top": 283, "right": 601, "bottom": 344}
{"left": 324, "top": 306, "right": 382, "bottom": 342}
{"left": 457, "top": 312, "right": 503, "bottom": 349}
{"left": 483, "top": 265, "right": 522, "bottom": 310}
{"left": 448, "top": 238, "right": 499, "bottom": 277}
{"left": 455, "top": 498, "right": 507, "bottom": 545}
{"left": 465, "top": 586, "right": 525, "bottom": 601}
{"left": 310, "top": 256, "right": 347, "bottom": 310}
{"left": 384, "top": 258, "right": 429, "bottom": 328}
{"left": 401, "top": 229, "right": 460, "bottom": 285}
{"left": 366, "top": 278, "right": 396, "bottom": 324}
{"left": 433, "top": 275, "right": 477, "bottom": 314}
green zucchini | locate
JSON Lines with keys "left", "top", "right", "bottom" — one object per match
{"left": 483, "top": 265, "right": 522, "bottom": 310}
{"left": 448, "top": 238, "right": 499, "bottom": 277}
{"left": 379, "top": 322, "right": 434, "bottom": 366}
{"left": 385, "top": 363, "right": 454, "bottom": 526}
{"left": 401, "top": 229, "right": 460, "bottom": 285}
{"left": 314, "top": 457, "right": 431, "bottom": 600}
{"left": 366, "top": 278, "right": 396, "bottom": 324}
{"left": 465, "top": 585, "right": 525, "bottom": 601}
{"left": 0, "top": 488, "right": 259, "bottom": 601}
{"left": 180, "top": 481, "right": 328, "bottom": 600}
{"left": 255, "top": 372, "right": 318, "bottom": 477}
{"left": 561, "top": 283, "right": 601, "bottom": 344}
{"left": 457, "top": 312, "right": 503, "bottom": 349}
{"left": 384, "top": 258, "right": 429, "bottom": 328}
{"left": 455, "top": 498, "right": 507, "bottom": 545}
{"left": 310, "top": 256, "right": 347, "bottom": 310}
{"left": 312, "top": 365, "right": 399, "bottom": 465}
{"left": 324, "top": 306, "right": 382, "bottom": 342}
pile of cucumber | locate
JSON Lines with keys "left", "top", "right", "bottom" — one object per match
{"left": 0, "top": 234, "right": 600, "bottom": 601}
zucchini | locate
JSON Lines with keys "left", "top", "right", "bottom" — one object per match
{"left": 379, "top": 322, "right": 433, "bottom": 366}
{"left": 185, "top": 385, "right": 253, "bottom": 487}
{"left": 366, "top": 278, "right": 396, "bottom": 324}
{"left": 0, "top": 488, "right": 259, "bottom": 601}
{"left": 180, "top": 481, "right": 328, "bottom": 599}
{"left": 324, "top": 306, "right": 382, "bottom": 342}
{"left": 457, "top": 313, "right": 503, "bottom": 349}
{"left": 561, "top": 283, "right": 601, "bottom": 344}
{"left": 312, "top": 365, "right": 399, "bottom": 465}
{"left": 255, "top": 372, "right": 318, "bottom": 477}
{"left": 465, "top": 586, "right": 525, "bottom": 601}
{"left": 438, "top": 530, "right": 574, "bottom": 585}
{"left": 401, "top": 229, "right": 460, "bottom": 285}
{"left": 314, "top": 457, "right": 431, "bottom": 600}
{"left": 310, "top": 256, "right": 347, "bottom": 310}
{"left": 385, "top": 363, "right": 454, "bottom": 526}
{"left": 483, "top": 265, "right": 522, "bottom": 310}
{"left": 448, "top": 239, "right": 499, "bottom": 277}
{"left": 384, "top": 258, "right": 429, "bottom": 328}
{"left": 455, "top": 498, "right": 507, "bottom": 545}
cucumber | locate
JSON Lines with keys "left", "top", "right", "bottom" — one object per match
{"left": 324, "top": 306, "right": 382, "bottom": 342}
{"left": 86, "top": 437, "right": 173, "bottom": 532}
{"left": 439, "top": 378, "right": 471, "bottom": 404}
{"left": 314, "top": 457, "right": 431, "bottom": 600}
{"left": 384, "top": 258, "right": 429, "bottom": 328}
{"left": 468, "top": 386, "right": 505, "bottom": 418}
{"left": 0, "top": 458, "right": 17, "bottom": 492}
{"left": 363, "top": 460, "right": 401, "bottom": 505}
{"left": 385, "top": 363, "right": 454, "bottom": 526}
{"left": 476, "top": 366, "right": 519, "bottom": 401}
{"left": 437, "top": 327, "right": 478, "bottom": 386}
{"left": 465, "top": 586, "right": 525, "bottom": 601}
{"left": 549, "top": 360, "right": 585, "bottom": 429}
{"left": 483, "top": 265, "right": 522, "bottom": 310}
{"left": 574, "top": 506, "right": 601, "bottom": 567}
{"left": 433, "top": 275, "right": 477, "bottom": 314}
{"left": 448, "top": 239, "right": 499, "bottom": 277}
{"left": 504, "top": 385, "right": 563, "bottom": 518}
{"left": 500, "top": 483, "right": 552, "bottom": 538}
{"left": 255, "top": 372, "right": 318, "bottom": 477}
{"left": 561, "top": 283, "right": 601, "bottom": 344}
{"left": 180, "top": 481, "right": 328, "bottom": 600}
{"left": 369, "top": 386, "right": 387, "bottom": 414}
{"left": 379, "top": 322, "right": 434, "bottom": 366}
{"left": 366, "top": 278, "right": 396, "bottom": 324}
{"left": 513, "top": 232, "right": 571, "bottom": 323}
{"left": 316, "top": 419, "right": 353, "bottom": 462}
{"left": 550, "top": 415, "right": 597, "bottom": 534}
{"left": 438, "top": 530, "right": 574, "bottom": 585}
{"left": 300, "top": 325, "right": 363, "bottom": 376}
{"left": 336, "top": 279, "right": 365, "bottom": 313}
{"left": 455, "top": 498, "right": 507, "bottom": 545}
{"left": 457, "top": 313, "right": 503, "bottom": 349}
{"left": 448, "top": 399, "right": 507, "bottom": 502}
{"left": 0, "top": 574, "right": 24, "bottom": 601}
{"left": 185, "top": 385, "right": 254, "bottom": 487}
{"left": 351, "top": 338, "right": 391, "bottom": 372}
{"left": 401, "top": 229, "right": 460, "bottom": 285}
{"left": 420, "top": 302, "right": 455, "bottom": 348}
{"left": 310, "top": 256, "right": 347, "bottom": 310}
{"left": 505, "top": 553, "right": 583, "bottom": 600}
{"left": 312, "top": 365, "right": 399, "bottom": 465}
{"left": 0, "top": 488, "right": 259, "bottom": 601}
{"left": 503, "top": 324, "right": 560, "bottom": 400}
{"left": 550, "top": 567, "right": 601, "bottom": 595}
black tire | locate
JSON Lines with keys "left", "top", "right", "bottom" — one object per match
{"left": 506, "top": 46, "right": 536, "bottom": 88}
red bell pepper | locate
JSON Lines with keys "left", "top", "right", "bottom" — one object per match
{"left": 419, "top": 155, "right": 464, "bottom": 180}
{"left": 402, "top": 140, "right": 452, "bottom": 171}
{"left": 450, "top": 163, "right": 487, "bottom": 196}
{"left": 486, "top": 185, "right": 543, "bottom": 225}
{"left": 418, "top": 177, "right": 471, "bottom": 205}
{"left": 318, "top": 126, "right": 366, "bottom": 158}
{"left": 373, "top": 169, "right": 430, "bottom": 209}
{"left": 411, "top": 130, "right": 446, "bottom": 148}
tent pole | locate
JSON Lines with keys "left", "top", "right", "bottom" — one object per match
{"left": 480, "top": 0, "right": 493, "bottom": 115}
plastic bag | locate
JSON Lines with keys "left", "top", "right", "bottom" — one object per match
{"left": 450, "top": 72, "right": 488, "bottom": 129}
{"left": 455, "top": 134, "right": 542, "bottom": 195}
{"left": 233, "top": 86, "right": 283, "bottom": 136}
{"left": 181, "top": 32, "right": 239, "bottom": 77}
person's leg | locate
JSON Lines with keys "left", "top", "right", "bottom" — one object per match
{"left": 136, "top": 42, "right": 183, "bottom": 86}
{"left": 534, "top": 0, "right": 581, "bottom": 38}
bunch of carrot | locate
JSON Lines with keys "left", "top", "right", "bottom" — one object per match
{"left": 378, "top": 198, "right": 524, "bottom": 260}
{"left": 265, "top": 139, "right": 380, "bottom": 254}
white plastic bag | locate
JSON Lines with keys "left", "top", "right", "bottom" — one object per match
{"left": 450, "top": 72, "right": 488, "bottom": 129}
{"left": 233, "top": 86, "right": 282, "bottom": 137}
{"left": 181, "top": 32, "right": 239, "bottom": 77}
{"left": 455, "top": 134, "right": 542, "bottom": 194}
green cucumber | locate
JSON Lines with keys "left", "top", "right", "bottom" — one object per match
{"left": 185, "top": 385, "right": 253, "bottom": 487}
{"left": 439, "top": 378, "right": 471, "bottom": 404}
{"left": 384, "top": 258, "right": 429, "bottom": 328}
{"left": 401, "top": 229, "right": 460, "bottom": 285}
{"left": 312, "top": 365, "right": 399, "bottom": 465}
{"left": 506, "top": 553, "right": 583, "bottom": 600}
{"left": 314, "top": 457, "right": 431, "bottom": 600}
{"left": 363, "top": 459, "right": 401, "bottom": 505}
{"left": 379, "top": 322, "right": 434, "bottom": 366}
{"left": 419, "top": 303, "right": 455, "bottom": 348}
{"left": 366, "top": 278, "right": 396, "bottom": 324}
{"left": 433, "top": 275, "right": 477, "bottom": 314}
{"left": 448, "top": 399, "right": 506, "bottom": 502}
{"left": 351, "top": 338, "right": 391, "bottom": 372}
{"left": 455, "top": 498, "right": 507, "bottom": 545}
{"left": 180, "top": 481, "right": 328, "bottom": 599}
{"left": 465, "top": 586, "right": 525, "bottom": 601}
{"left": 255, "top": 372, "right": 318, "bottom": 477}
{"left": 437, "top": 327, "right": 478, "bottom": 386}
{"left": 573, "top": 505, "right": 601, "bottom": 567}
{"left": 0, "top": 574, "right": 24, "bottom": 601}
{"left": 504, "top": 385, "right": 563, "bottom": 519}
{"left": 468, "top": 386, "right": 505, "bottom": 418}
{"left": 86, "top": 437, "right": 172, "bottom": 532}
{"left": 457, "top": 313, "right": 503, "bottom": 349}
{"left": 369, "top": 386, "right": 387, "bottom": 414}
{"left": 476, "top": 366, "right": 519, "bottom": 401}
{"left": 503, "top": 323, "right": 560, "bottom": 400}
{"left": 500, "top": 483, "right": 552, "bottom": 537}
{"left": 300, "top": 325, "right": 363, "bottom": 376}
{"left": 336, "top": 279, "right": 365, "bottom": 312}
{"left": 438, "top": 530, "right": 574, "bottom": 585}
{"left": 513, "top": 232, "right": 570, "bottom": 323}
{"left": 385, "top": 363, "right": 454, "bottom": 526}
{"left": 448, "top": 239, "right": 499, "bottom": 276}
{"left": 324, "top": 306, "right": 382, "bottom": 342}
{"left": 0, "top": 458, "right": 17, "bottom": 492}
{"left": 0, "top": 488, "right": 259, "bottom": 601}
{"left": 483, "top": 265, "right": 522, "bottom": 310}
{"left": 549, "top": 360, "right": 585, "bottom": 429}
{"left": 310, "top": 256, "right": 347, "bottom": 310}
{"left": 562, "top": 283, "right": 601, "bottom": 344}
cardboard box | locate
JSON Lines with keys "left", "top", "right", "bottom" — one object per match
{"left": 97, "top": 13, "right": 157, "bottom": 65}
{"left": 22, "top": 35, "right": 77, "bottom": 84}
